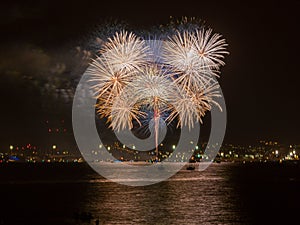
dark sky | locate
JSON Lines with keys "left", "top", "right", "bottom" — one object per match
{"left": 0, "top": 0, "right": 299, "bottom": 146}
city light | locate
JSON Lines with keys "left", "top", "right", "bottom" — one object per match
{"left": 2, "top": 140, "right": 300, "bottom": 163}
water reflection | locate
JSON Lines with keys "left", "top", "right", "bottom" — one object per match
{"left": 0, "top": 163, "right": 258, "bottom": 225}
{"left": 78, "top": 164, "right": 249, "bottom": 224}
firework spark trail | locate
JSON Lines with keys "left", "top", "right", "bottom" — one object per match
{"left": 163, "top": 29, "right": 228, "bottom": 89}
{"left": 163, "top": 31, "right": 211, "bottom": 89}
{"left": 127, "top": 66, "right": 176, "bottom": 108}
{"left": 87, "top": 31, "right": 150, "bottom": 120}
{"left": 124, "top": 65, "right": 177, "bottom": 158}
{"left": 100, "top": 30, "right": 150, "bottom": 73}
{"left": 110, "top": 91, "right": 145, "bottom": 131}
{"left": 162, "top": 31, "right": 197, "bottom": 72}
{"left": 86, "top": 24, "right": 228, "bottom": 158}
{"left": 88, "top": 56, "right": 132, "bottom": 97}
{"left": 168, "top": 81, "right": 222, "bottom": 129}
{"left": 194, "top": 28, "right": 228, "bottom": 68}
{"left": 111, "top": 65, "right": 177, "bottom": 156}
{"left": 88, "top": 28, "right": 228, "bottom": 129}
{"left": 87, "top": 55, "right": 135, "bottom": 118}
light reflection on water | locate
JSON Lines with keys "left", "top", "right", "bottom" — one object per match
{"left": 0, "top": 163, "right": 253, "bottom": 225}
{"left": 77, "top": 163, "right": 249, "bottom": 225}
{"left": 2, "top": 162, "right": 300, "bottom": 224}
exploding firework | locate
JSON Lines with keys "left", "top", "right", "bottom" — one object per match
{"left": 168, "top": 80, "right": 222, "bottom": 129}
{"left": 163, "top": 28, "right": 228, "bottom": 89}
{"left": 126, "top": 65, "right": 176, "bottom": 111}
{"left": 87, "top": 31, "right": 150, "bottom": 119}
{"left": 193, "top": 28, "right": 228, "bottom": 68}
{"left": 100, "top": 30, "right": 149, "bottom": 73}
{"left": 110, "top": 91, "right": 145, "bottom": 131}
{"left": 87, "top": 55, "right": 135, "bottom": 118}
{"left": 86, "top": 23, "right": 228, "bottom": 153}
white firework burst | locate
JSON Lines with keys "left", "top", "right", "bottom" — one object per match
{"left": 194, "top": 28, "right": 229, "bottom": 69}
{"left": 127, "top": 65, "right": 177, "bottom": 113}
{"left": 110, "top": 91, "right": 145, "bottom": 131}
{"left": 162, "top": 30, "right": 197, "bottom": 72}
{"left": 105, "top": 65, "right": 176, "bottom": 131}
{"left": 87, "top": 25, "right": 228, "bottom": 132}
{"left": 163, "top": 28, "right": 228, "bottom": 89}
{"left": 100, "top": 30, "right": 150, "bottom": 72}
{"left": 169, "top": 80, "right": 222, "bottom": 129}
{"left": 87, "top": 55, "right": 135, "bottom": 118}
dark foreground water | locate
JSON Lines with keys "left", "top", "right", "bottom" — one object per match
{"left": 0, "top": 162, "right": 300, "bottom": 225}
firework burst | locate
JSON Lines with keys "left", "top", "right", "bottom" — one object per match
{"left": 87, "top": 55, "right": 135, "bottom": 118}
{"left": 162, "top": 31, "right": 197, "bottom": 72}
{"left": 127, "top": 65, "right": 176, "bottom": 110}
{"left": 87, "top": 30, "right": 151, "bottom": 121}
{"left": 163, "top": 28, "right": 228, "bottom": 89}
{"left": 168, "top": 81, "right": 222, "bottom": 129}
{"left": 87, "top": 23, "right": 228, "bottom": 137}
{"left": 110, "top": 91, "right": 145, "bottom": 131}
{"left": 194, "top": 28, "right": 229, "bottom": 68}
{"left": 100, "top": 30, "right": 149, "bottom": 73}
{"left": 113, "top": 65, "right": 176, "bottom": 133}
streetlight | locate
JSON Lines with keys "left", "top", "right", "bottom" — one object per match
{"left": 9, "top": 145, "right": 13, "bottom": 156}
{"left": 52, "top": 145, "right": 57, "bottom": 155}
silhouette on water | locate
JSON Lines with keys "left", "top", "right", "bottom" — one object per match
{"left": 74, "top": 211, "right": 94, "bottom": 223}
{"left": 73, "top": 211, "right": 101, "bottom": 224}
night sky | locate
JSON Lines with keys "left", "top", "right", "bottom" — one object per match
{"left": 0, "top": 0, "right": 299, "bottom": 147}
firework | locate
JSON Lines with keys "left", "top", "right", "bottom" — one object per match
{"left": 87, "top": 25, "right": 228, "bottom": 136}
{"left": 110, "top": 91, "right": 145, "bottom": 131}
{"left": 193, "top": 28, "right": 228, "bottom": 68}
{"left": 114, "top": 65, "right": 177, "bottom": 154}
{"left": 130, "top": 65, "right": 174, "bottom": 158}
{"left": 162, "top": 29, "right": 228, "bottom": 89}
{"left": 87, "top": 30, "right": 150, "bottom": 119}
{"left": 100, "top": 30, "right": 149, "bottom": 73}
{"left": 126, "top": 65, "right": 176, "bottom": 110}
{"left": 168, "top": 81, "right": 222, "bottom": 129}
{"left": 87, "top": 55, "right": 134, "bottom": 118}
{"left": 162, "top": 30, "right": 197, "bottom": 72}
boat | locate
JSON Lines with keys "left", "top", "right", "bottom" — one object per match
{"left": 186, "top": 165, "right": 195, "bottom": 170}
